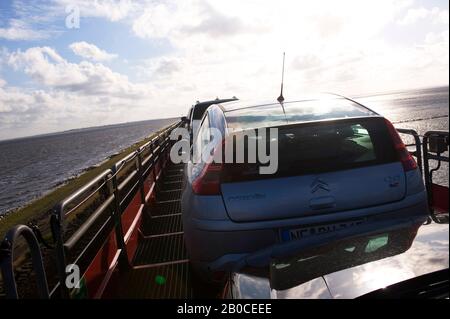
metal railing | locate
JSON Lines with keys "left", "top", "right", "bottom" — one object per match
{"left": 0, "top": 225, "right": 50, "bottom": 299}
{"left": 397, "top": 128, "right": 423, "bottom": 173}
{"left": 47, "top": 121, "right": 180, "bottom": 298}
{"left": 50, "top": 168, "right": 115, "bottom": 298}
{"left": 397, "top": 129, "right": 448, "bottom": 214}
{"left": 422, "top": 131, "right": 449, "bottom": 209}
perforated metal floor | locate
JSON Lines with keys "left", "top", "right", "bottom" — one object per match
{"left": 118, "top": 163, "right": 219, "bottom": 299}
{"left": 142, "top": 214, "right": 183, "bottom": 236}
{"left": 119, "top": 262, "right": 194, "bottom": 299}
{"left": 133, "top": 234, "right": 187, "bottom": 266}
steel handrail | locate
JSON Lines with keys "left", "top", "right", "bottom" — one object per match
{"left": 64, "top": 195, "right": 115, "bottom": 251}
{"left": 0, "top": 225, "right": 50, "bottom": 299}
{"left": 423, "top": 131, "right": 449, "bottom": 209}
{"left": 50, "top": 121, "right": 180, "bottom": 298}
{"left": 397, "top": 128, "right": 423, "bottom": 173}
{"left": 57, "top": 169, "right": 112, "bottom": 218}
{"left": 0, "top": 121, "right": 182, "bottom": 299}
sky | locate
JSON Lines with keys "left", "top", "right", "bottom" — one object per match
{"left": 0, "top": 0, "right": 448, "bottom": 140}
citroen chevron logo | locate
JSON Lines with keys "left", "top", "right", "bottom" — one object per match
{"left": 311, "top": 178, "right": 330, "bottom": 193}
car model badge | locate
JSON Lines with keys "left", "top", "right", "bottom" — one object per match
{"left": 384, "top": 175, "right": 400, "bottom": 187}
{"left": 311, "top": 178, "right": 330, "bottom": 193}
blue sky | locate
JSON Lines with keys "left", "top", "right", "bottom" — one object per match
{"left": 0, "top": 0, "right": 448, "bottom": 140}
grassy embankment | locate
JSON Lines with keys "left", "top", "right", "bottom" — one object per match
{"left": 0, "top": 129, "right": 165, "bottom": 239}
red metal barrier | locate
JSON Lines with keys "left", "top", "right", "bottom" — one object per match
{"left": 80, "top": 232, "right": 119, "bottom": 298}
{"left": 431, "top": 184, "right": 449, "bottom": 214}
{"left": 59, "top": 124, "right": 178, "bottom": 299}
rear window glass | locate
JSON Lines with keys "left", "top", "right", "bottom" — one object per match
{"left": 222, "top": 117, "right": 397, "bottom": 181}
{"left": 225, "top": 98, "right": 376, "bottom": 130}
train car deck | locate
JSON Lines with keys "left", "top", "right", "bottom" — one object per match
{"left": 0, "top": 124, "right": 448, "bottom": 299}
{"left": 118, "top": 163, "right": 192, "bottom": 298}
{"left": 116, "top": 163, "right": 221, "bottom": 299}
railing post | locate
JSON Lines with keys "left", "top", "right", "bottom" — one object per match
{"left": 136, "top": 154, "right": 146, "bottom": 205}
{"left": 422, "top": 131, "right": 449, "bottom": 211}
{"left": 414, "top": 133, "right": 423, "bottom": 174}
{"left": 0, "top": 225, "right": 50, "bottom": 299}
{"left": 109, "top": 171, "right": 130, "bottom": 270}
{"left": 50, "top": 209, "right": 70, "bottom": 298}
{"left": 148, "top": 140, "right": 156, "bottom": 185}
{"left": 423, "top": 134, "right": 432, "bottom": 207}
{"left": 397, "top": 128, "right": 423, "bottom": 174}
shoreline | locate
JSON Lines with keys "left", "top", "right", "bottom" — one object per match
{"left": 0, "top": 125, "right": 173, "bottom": 237}
{"left": 0, "top": 129, "right": 168, "bottom": 220}
{"left": 0, "top": 147, "right": 126, "bottom": 220}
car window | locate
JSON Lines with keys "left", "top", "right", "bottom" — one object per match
{"left": 222, "top": 117, "right": 396, "bottom": 182}
{"left": 198, "top": 114, "right": 210, "bottom": 153}
{"left": 191, "top": 114, "right": 211, "bottom": 179}
{"left": 225, "top": 98, "right": 376, "bottom": 130}
{"left": 193, "top": 114, "right": 210, "bottom": 158}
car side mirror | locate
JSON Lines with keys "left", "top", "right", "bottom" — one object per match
{"left": 429, "top": 136, "right": 448, "bottom": 154}
{"left": 181, "top": 116, "right": 187, "bottom": 123}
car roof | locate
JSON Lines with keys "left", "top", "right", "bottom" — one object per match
{"left": 220, "top": 94, "right": 379, "bottom": 130}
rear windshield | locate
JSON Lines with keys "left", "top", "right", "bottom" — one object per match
{"left": 222, "top": 117, "right": 397, "bottom": 181}
{"left": 224, "top": 97, "right": 377, "bottom": 130}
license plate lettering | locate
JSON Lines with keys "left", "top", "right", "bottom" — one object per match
{"left": 283, "top": 220, "right": 364, "bottom": 242}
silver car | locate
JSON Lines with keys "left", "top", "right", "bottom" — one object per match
{"left": 181, "top": 95, "right": 429, "bottom": 280}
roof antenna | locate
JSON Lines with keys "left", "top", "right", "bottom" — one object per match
{"left": 277, "top": 52, "right": 288, "bottom": 122}
{"left": 277, "top": 52, "right": 286, "bottom": 104}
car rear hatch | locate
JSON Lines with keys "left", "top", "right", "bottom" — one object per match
{"left": 220, "top": 117, "right": 408, "bottom": 222}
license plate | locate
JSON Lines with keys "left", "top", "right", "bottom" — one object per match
{"left": 281, "top": 219, "right": 365, "bottom": 242}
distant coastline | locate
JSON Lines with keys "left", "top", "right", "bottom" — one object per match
{"left": 0, "top": 117, "right": 178, "bottom": 217}
{"left": 0, "top": 122, "right": 176, "bottom": 237}
{"left": 0, "top": 116, "right": 179, "bottom": 143}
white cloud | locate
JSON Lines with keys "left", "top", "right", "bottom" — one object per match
{"left": 398, "top": 7, "right": 449, "bottom": 25}
{"left": 0, "top": 19, "right": 48, "bottom": 41}
{"left": 1, "top": 0, "right": 449, "bottom": 140}
{"left": 132, "top": 4, "right": 177, "bottom": 39}
{"left": 0, "top": 86, "right": 41, "bottom": 113}
{"left": 129, "top": 0, "right": 441, "bottom": 99}
{"left": 69, "top": 42, "right": 118, "bottom": 62}
{"left": 437, "top": 9, "right": 450, "bottom": 25}
{"left": 7, "top": 46, "right": 147, "bottom": 98}
{"left": 0, "top": 45, "right": 182, "bottom": 139}
{"left": 53, "top": 0, "right": 136, "bottom": 22}
{"left": 131, "top": 0, "right": 267, "bottom": 42}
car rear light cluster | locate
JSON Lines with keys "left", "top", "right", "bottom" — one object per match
{"left": 192, "top": 140, "right": 225, "bottom": 195}
{"left": 385, "top": 119, "right": 418, "bottom": 172}
{"left": 192, "top": 162, "right": 223, "bottom": 195}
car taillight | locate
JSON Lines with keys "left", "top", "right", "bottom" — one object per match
{"left": 385, "top": 119, "right": 418, "bottom": 172}
{"left": 192, "top": 139, "right": 224, "bottom": 195}
{"left": 192, "top": 162, "right": 222, "bottom": 195}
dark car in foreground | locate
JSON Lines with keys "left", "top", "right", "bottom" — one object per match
{"left": 224, "top": 213, "right": 449, "bottom": 299}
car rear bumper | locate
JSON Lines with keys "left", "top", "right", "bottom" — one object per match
{"left": 184, "top": 190, "right": 429, "bottom": 271}
{"left": 190, "top": 190, "right": 428, "bottom": 232}
{"left": 190, "top": 212, "right": 428, "bottom": 275}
